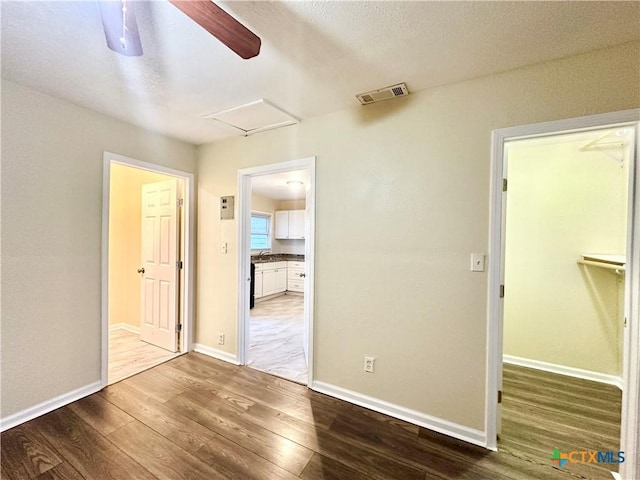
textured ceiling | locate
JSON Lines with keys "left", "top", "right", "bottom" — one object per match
{"left": 2, "top": 1, "right": 639, "bottom": 145}
{"left": 252, "top": 169, "right": 309, "bottom": 201}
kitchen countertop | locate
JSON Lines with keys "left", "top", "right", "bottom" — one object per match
{"left": 251, "top": 254, "right": 304, "bottom": 264}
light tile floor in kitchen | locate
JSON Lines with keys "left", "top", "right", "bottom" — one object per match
{"left": 248, "top": 294, "right": 307, "bottom": 384}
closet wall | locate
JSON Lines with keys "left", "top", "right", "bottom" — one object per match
{"left": 503, "top": 130, "right": 630, "bottom": 377}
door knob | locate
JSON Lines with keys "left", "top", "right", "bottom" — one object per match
{"left": 137, "top": 267, "right": 145, "bottom": 274}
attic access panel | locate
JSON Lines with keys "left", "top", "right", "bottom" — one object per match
{"left": 205, "top": 99, "right": 298, "bottom": 136}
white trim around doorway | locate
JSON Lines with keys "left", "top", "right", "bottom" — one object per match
{"left": 485, "top": 109, "right": 640, "bottom": 480}
{"left": 237, "top": 157, "right": 316, "bottom": 387}
{"left": 100, "top": 152, "right": 195, "bottom": 387}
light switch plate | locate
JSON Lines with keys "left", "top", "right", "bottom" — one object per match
{"left": 471, "top": 253, "right": 485, "bottom": 272}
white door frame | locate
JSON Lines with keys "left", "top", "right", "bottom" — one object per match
{"left": 237, "top": 157, "right": 316, "bottom": 386}
{"left": 485, "top": 110, "right": 640, "bottom": 477}
{"left": 100, "top": 152, "right": 195, "bottom": 387}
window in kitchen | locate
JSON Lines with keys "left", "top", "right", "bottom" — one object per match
{"left": 251, "top": 212, "right": 271, "bottom": 250}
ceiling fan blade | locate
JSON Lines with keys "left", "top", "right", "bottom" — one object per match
{"left": 98, "top": 1, "right": 143, "bottom": 56}
{"left": 168, "top": 0, "right": 261, "bottom": 59}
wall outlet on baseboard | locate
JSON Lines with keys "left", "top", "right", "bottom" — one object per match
{"left": 218, "top": 332, "right": 225, "bottom": 345}
{"left": 364, "top": 356, "right": 375, "bottom": 373}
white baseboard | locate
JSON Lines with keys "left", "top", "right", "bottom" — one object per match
{"left": 193, "top": 343, "right": 240, "bottom": 365}
{"left": 503, "top": 354, "right": 623, "bottom": 390}
{"left": 109, "top": 323, "right": 141, "bottom": 335}
{"left": 311, "top": 381, "right": 487, "bottom": 448}
{"left": 0, "top": 381, "right": 102, "bottom": 432}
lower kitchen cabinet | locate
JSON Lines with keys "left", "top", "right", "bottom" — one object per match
{"left": 287, "top": 261, "right": 305, "bottom": 293}
{"left": 255, "top": 270, "right": 264, "bottom": 299}
{"left": 275, "top": 267, "right": 287, "bottom": 293}
{"left": 262, "top": 269, "right": 275, "bottom": 296}
{"left": 255, "top": 261, "right": 287, "bottom": 298}
{"left": 254, "top": 260, "right": 305, "bottom": 299}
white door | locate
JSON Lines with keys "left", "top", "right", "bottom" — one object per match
{"left": 140, "top": 179, "right": 179, "bottom": 352}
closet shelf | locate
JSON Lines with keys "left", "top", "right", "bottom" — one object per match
{"left": 578, "top": 254, "right": 625, "bottom": 274}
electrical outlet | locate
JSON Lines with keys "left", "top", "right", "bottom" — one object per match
{"left": 218, "top": 332, "right": 225, "bottom": 345}
{"left": 364, "top": 356, "right": 375, "bottom": 373}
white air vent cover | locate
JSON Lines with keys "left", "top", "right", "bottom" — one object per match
{"left": 356, "top": 83, "right": 409, "bottom": 105}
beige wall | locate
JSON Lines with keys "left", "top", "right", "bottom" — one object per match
{"left": 109, "top": 164, "right": 174, "bottom": 328}
{"left": 251, "top": 194, "right": 279, "bottom": 217}
{"left": 1, "top": 80, "right": 196, "bottom": 418}
{"left": 279, "top": 199, "right": 306, "bottom": 210}
{"left": 196, "top": 41, "right": 640, "bottom": 431}
{"left": 503, "top": 133, "right": 629, "bottom": 376}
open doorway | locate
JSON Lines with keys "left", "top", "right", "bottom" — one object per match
{"left": 101, "top": 152, "right": 195, "bottom": 386}
{"left": 237, "top": 157, "right": 316, "bottom": 386}
{"left": 248, "top": 170, "right": 309, "bottom": 383}
{"left": 500, "top": 127, "right": 631, "bottom": 479}
{"left": 486, "top": 110, "right": 640, "bottom": 480}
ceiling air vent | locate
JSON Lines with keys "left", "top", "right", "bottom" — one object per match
{"left": 356, "top": 83, "right": 409, "bottom": 105}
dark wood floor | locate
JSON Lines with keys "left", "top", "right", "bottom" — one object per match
{"left": 1, "top": 354, "right": 621, "bottom": 479}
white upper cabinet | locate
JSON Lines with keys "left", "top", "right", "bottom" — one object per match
{"left": 275, "top": 211, "right": 290, "bottom": 239}
{"left": 288, "top": 210, "right": 305, "bottom": 239}
{"left": 275, "top": 210, "right": 305, "bottom": 240}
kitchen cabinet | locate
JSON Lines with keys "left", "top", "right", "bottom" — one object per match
{"left": 287, "top": 261, "right": 305, "bottom": 293}
{"left": 254, "top": 261, "right": 287, "bottom": 298}
{"left": 275, "top": 211, "right": 290, "bottom": 239}
{"left": 275, "top": 210, "right": 305, "bottom": 240}
{"left": 254, "top": 271, "right": 264, "bottom": 299}
{"left": 262, "top": 269, "right": 275, "bottom": 296}
{"left": 254, "top": 263, "right": 264, "bottom": 299}
{"left": 288, "top": 210, "right": 305, "bottom": 239}
{"left": 275, "top": 268, "right": 287, "bottom": 293}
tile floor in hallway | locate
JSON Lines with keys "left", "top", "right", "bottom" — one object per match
{"left": 109, "top": 328, "right": 179, "bottom": 384}
{"left": 249, "top": 293, "right": 307, "bottom": 384}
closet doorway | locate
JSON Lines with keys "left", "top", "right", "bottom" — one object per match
{"left": 486, "top": 110, "right": 640, "bottom": 480}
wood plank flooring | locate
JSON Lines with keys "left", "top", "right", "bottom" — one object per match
{"left": 109, "top": 328, "right": 178, "bottom": 385}
{"left": 1, "top": 355, "right": 621, "bottom": 480}
{"left": 249, "top": 295, "right": 307, "bottom": 384}
{"left": 499, "top": 363, "right": 621, "bottom": 480}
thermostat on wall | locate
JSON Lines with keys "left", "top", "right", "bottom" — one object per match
{"left": 220, "top": 196, "right": 234, "bottom": 220}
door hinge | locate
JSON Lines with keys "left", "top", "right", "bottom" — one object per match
{"left": 502, "top": 178, "right": 508, "bottom": 192}
{"left": 498, "top": 390, "right": 503, "bottom": 404}
{"left": 177, "top": 198, "right": 184, "bottom": 207}
{"left": 499, "top": 285, "right": 505, "bottom": 298}
{"left": 177, "top": 260, "right": 183, "bottom": 269}
{"left": 176, "top": 324, "right": 182, "bottom": 333}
